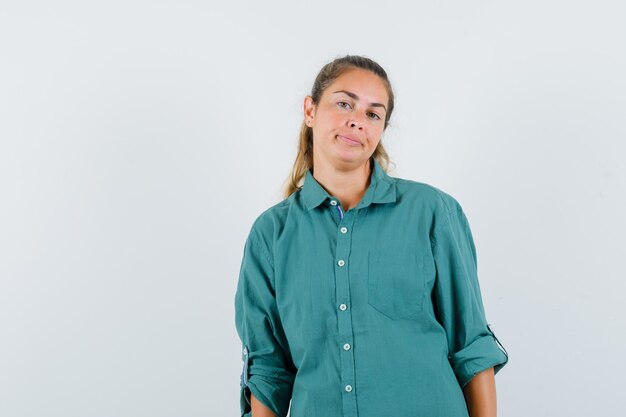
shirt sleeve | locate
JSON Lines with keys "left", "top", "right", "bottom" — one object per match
{"left": 431, "top": 198, "right": 509, "bottom": 388}
{"left": 234, "top": 228, "right": 296, "bottom": 417}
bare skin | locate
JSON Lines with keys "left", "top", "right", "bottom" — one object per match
{"left": 250, "top": 393, "right": 276, "bottom": 417}
{"left": 303, "top": 68, "right": 387, "bottom": 211}
{"left": 463, "top": 367, "right": 498, "bottom": 417}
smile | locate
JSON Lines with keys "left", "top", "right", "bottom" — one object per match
{"left": 337, "top": 135, "right": 362, "bottom": 146}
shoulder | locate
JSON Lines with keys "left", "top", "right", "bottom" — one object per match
{"left": 245, "top": 193, "right": 297, "bottom": 250}
{"left": 388, "top": 174, "right": 470, "bottom": 240}
{"left": 391, "top": 175, "right": 464, "bottom": 215}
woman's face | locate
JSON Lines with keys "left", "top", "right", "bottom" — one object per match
{"left": 304, "top": 68, "right": 388, "bottom": 170}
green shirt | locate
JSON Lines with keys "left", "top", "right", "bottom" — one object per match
{"left": 234, "top": 158, "right": 508, "bottom": 417}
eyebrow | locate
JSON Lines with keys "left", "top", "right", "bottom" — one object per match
{"left": 332, "top": 90, "right": 387, "bottom": 113}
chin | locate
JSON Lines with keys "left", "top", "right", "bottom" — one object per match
{"left": 334, "top": 155, "right": 368, "bottom": 167}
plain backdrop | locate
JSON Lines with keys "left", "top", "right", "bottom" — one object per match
{"left": 1, "top": 1, "right": 625, "bottom": 416}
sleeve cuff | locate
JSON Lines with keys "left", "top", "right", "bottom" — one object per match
{"left": 240, "top": 364, "right": 295, "bottom": 417}
{"left": 450, "top": 332, "right": 509, "bottom": 388}
{"left": 240, "top": 383, "right": 252, "bottom": 417}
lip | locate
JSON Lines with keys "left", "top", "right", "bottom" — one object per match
{"left": 337, "top": 135, "right": 362, "bottom": 146}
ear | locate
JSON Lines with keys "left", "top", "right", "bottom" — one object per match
{"left": 303, "top": 96, "right": 316, "bottom": 126}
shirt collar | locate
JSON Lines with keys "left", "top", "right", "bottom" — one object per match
{"left": 301, "top": 158, "right": 397, "bottom": 210}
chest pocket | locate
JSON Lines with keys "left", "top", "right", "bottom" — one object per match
{"left": 367, "top": 249, "right": 426, "bottom": 320}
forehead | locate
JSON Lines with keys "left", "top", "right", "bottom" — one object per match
{"left": 324, "top": 68, "right": 388, "bottom": 105}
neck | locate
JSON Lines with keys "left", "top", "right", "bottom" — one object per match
{"left": 312, "top": 158, "right": 372, "bottom": 212}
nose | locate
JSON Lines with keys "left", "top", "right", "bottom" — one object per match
{"left": 348, "top": 113, "right": 366, "bottom": 129}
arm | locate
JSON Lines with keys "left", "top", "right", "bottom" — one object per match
{"left": 430, "top": 195, "right": 508, "bottom": 401}
{"left": 235, "top": 228, "right": 296, "bottom": 417}
{"left": 251, "top": 393, "right": 278, "bottom": 417}
{"left": 463, "top": 367, "right": 497, "bottom": 417}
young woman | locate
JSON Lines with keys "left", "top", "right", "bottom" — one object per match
{"left": 234, "top": 55, "right": 508, "bottom": 417}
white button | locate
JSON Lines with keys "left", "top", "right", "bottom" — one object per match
{"left": 340, "top": 227, "right": 347, "bottom": 233}
{"left": 330, "top": 200, "right": 337, "bottom": 206}
{"left": 243, "top": 347, "right": 248, "bottom": 355}
{"left": 343, "top": 343, "right": 351, "bottom": 350}
{"left": 339, "top": 304, "right": 347, "bottom": 311}
{"left": 337, "top": 259, "right": 345, "bottom": 266}
{"left": 345, "top": 384, "right": 352, "bottom": 392}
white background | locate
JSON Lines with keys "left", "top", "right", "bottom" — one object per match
{"left": 1, "top": 1, "right": 625, "bottom": 416}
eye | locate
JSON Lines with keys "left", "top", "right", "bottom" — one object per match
{"left": 337, "top": 101, "right": 352, "bottom": 109}
{"left": 368, "top": 112, "right": 381, "bottom": 120}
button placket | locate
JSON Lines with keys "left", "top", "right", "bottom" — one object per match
{"left": 332, "top": 207, "right": 359, "bottom": 414}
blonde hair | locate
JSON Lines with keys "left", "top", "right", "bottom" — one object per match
{"left": 282, "top": 55, "right": 396, "bottom": 199}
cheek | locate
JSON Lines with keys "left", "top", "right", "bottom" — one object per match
{"left": 369, "top": 136, "right": 381, "bottom": 148}
{"left": 366, "top": 124, "right": 383, "bottom": 137}
{"left": 317, "top": 114, "right": 344, "bottom": 135}
{"left": 327, "top": 111, "right": 345, "bottom": 126}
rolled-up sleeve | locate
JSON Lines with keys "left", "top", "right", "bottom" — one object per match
{"left": 234, "top": 228, "right": 296, "bottom": 417}
{"left": 431, "top": 198, "right": 509, "bottom": 388}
